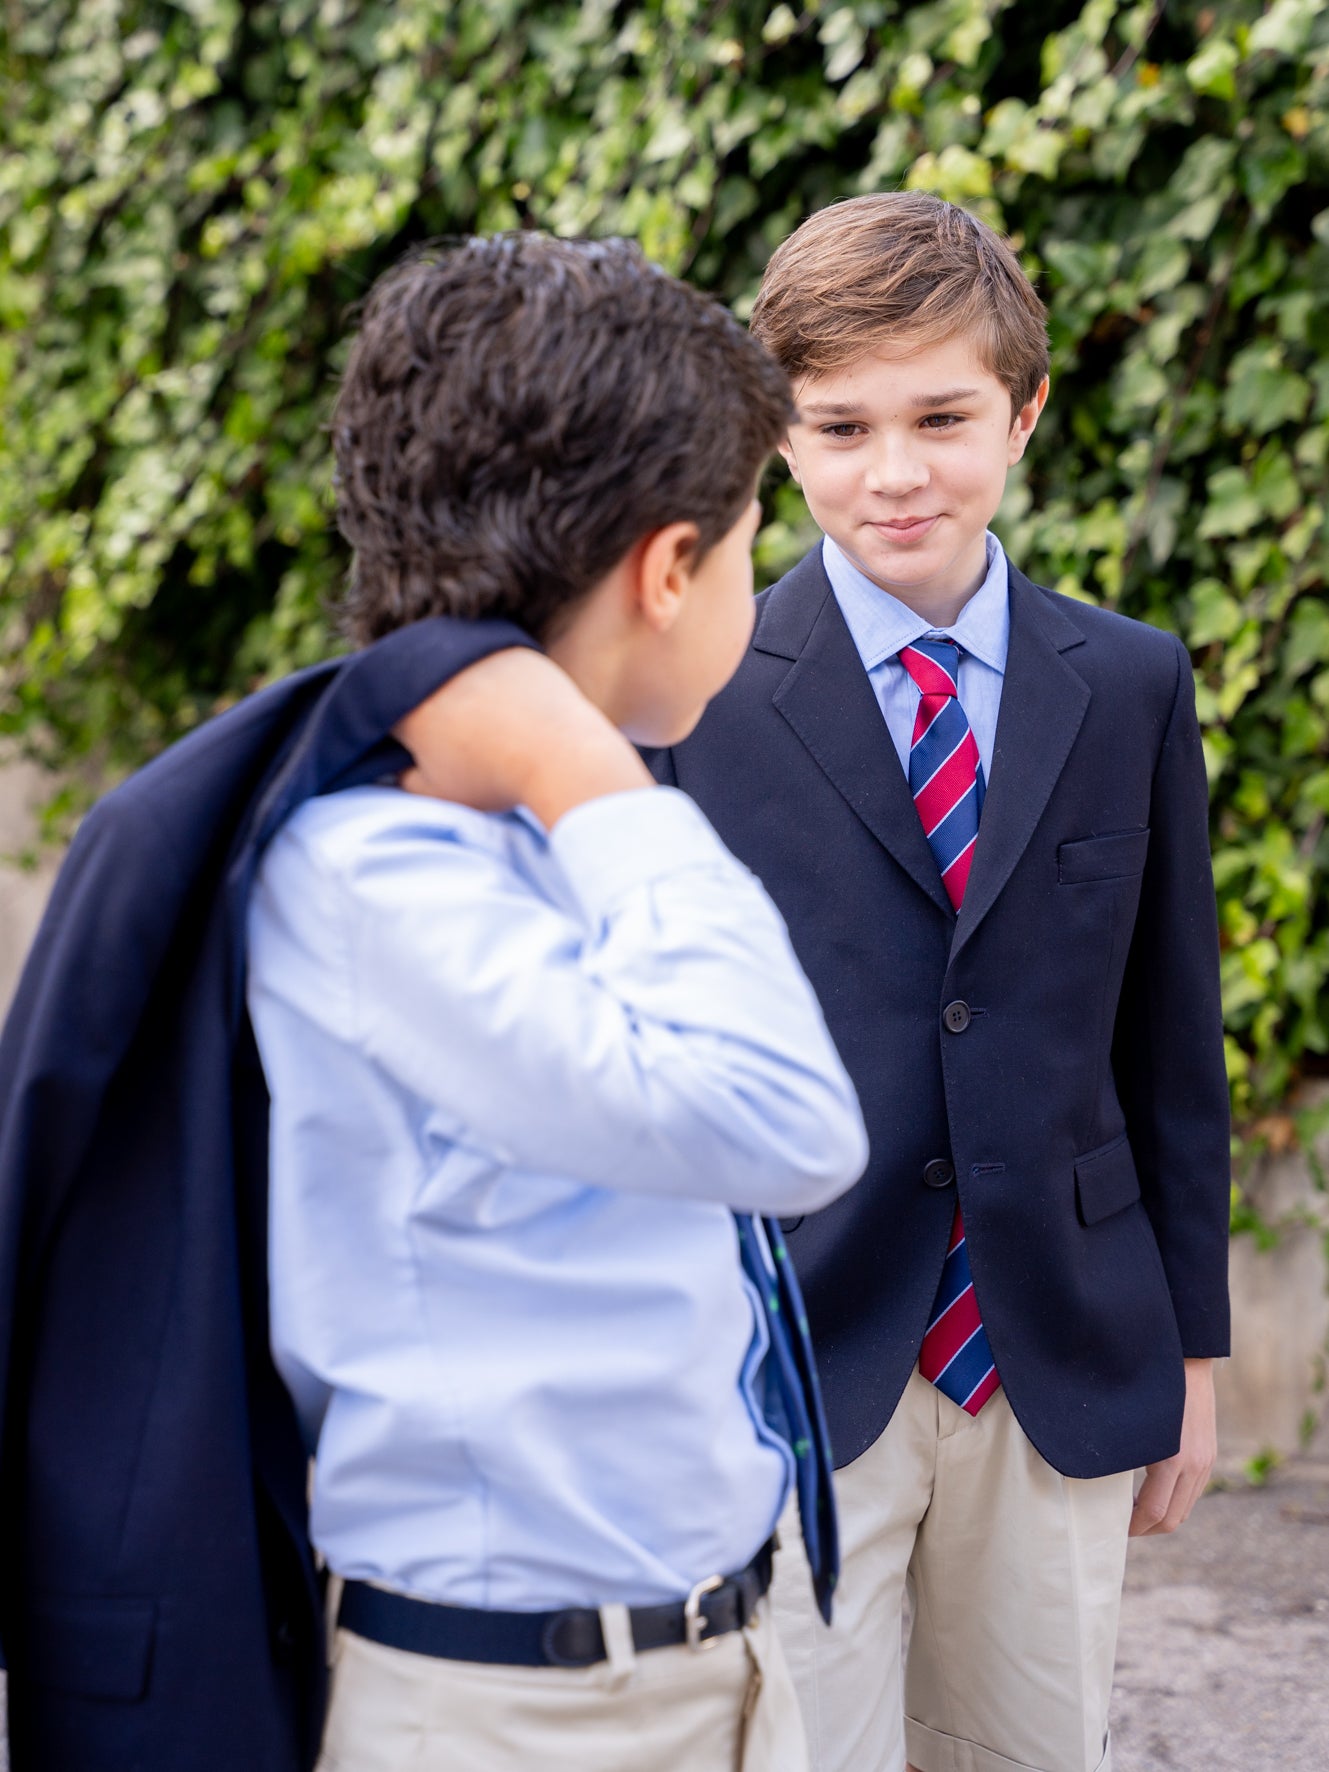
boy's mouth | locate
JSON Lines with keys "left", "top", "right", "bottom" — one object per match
{"left": 869, "top": 515, "right": 940, "bottom": 542}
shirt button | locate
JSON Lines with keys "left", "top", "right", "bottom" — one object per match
{"left": 923, "top": 1159, "right": 955, "bottom": 1189}
{"left": 943, "top": 1000, "right": 972, "bottom": 1033}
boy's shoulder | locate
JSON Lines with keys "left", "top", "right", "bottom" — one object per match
{"left": 263, "top": 786, "right": 528, "bottom": 895}
{"left": 1010, "top": 561, "right": 1180, "bottom": 655}
{"left": 1004, "top": 560, "right": 1189, "bottom": 714}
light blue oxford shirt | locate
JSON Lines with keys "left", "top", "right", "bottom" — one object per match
{"left": 821, "top": 532, "right": 1010, "bottom": 774}
{"left": 246, "top": 784, "right": 867, "bottom": 1612}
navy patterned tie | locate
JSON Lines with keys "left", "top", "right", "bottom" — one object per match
{"left": 898, "top": 637, "right": 1001, "bottom": 1415}
{"left": 734, "top": 1212, "right": 839, "bottom": 1623}
{"left": 898, "top": 636, "right": 985, "bottom": 909}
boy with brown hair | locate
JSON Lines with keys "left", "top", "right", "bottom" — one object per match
{"left": 647, "top": 192, "right": 1230, "bottom": 1772}
{"left": 246, "top": 232, "right": 868, "bottom": 1772}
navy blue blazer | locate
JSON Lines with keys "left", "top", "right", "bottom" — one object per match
{"left": 653, "top": 549, "right": 1231, "bottom": 1479}
{"left": 0, "top": 618, "right": 533, "bottom": 1771}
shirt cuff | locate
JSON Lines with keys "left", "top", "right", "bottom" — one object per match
{"left": 548, "top": 786, "right": 740, "bottom": 924}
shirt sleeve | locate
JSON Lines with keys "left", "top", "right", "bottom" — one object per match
{"left": 303, "top": 787, "right": 867, "bottom": 1214}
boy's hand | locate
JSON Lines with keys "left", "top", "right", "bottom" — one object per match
{"left": 394, "top": 646, "right": 652, "bottom": 829}
{"left": 1129, "top": 1358, "right": 1217, "bottom": 1537}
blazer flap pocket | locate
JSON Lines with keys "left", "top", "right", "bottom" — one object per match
{"left": 24, "top": 1595, "right": 156, "bottom": 1700}
{"left": 1058, "top": 828, "right": 1150, "bottom": 884}
{"left": 1075, "top": 1136, "right": 1141, "bottom": 1225}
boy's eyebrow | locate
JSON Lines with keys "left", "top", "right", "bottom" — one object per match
{"left": 910, "top": 386, "right": 982, "bottom": 408}
{"left": 798, "top": 387, "right": 985, "bottom": 419}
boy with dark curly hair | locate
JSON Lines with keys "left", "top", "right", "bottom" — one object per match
{"left": 245, "top": 233, "right": 868, "bottom": 1772}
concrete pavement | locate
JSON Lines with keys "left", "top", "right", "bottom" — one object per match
{"left": 1111, "top": 1427, "right": 1329, "bottom": 1770}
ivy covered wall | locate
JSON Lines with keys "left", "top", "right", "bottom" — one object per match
{"left": 1, "top": 0, "right": 1327, "bottom": 1124}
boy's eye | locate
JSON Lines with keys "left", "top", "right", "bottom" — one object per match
{"left": 920, "top": 413, "right": 963, "bottom": 430}
{"left": 820, "top": 423, "right": 863, "bottom": 439}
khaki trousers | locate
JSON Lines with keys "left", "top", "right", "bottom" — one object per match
{"left": 770, "top": 1369, "right": 1135, "bottom": 1772}
{"left": 315, "top": 1596, "right": 807, "bottom": 1772}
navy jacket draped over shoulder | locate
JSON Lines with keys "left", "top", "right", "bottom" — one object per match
{"left": 0, "top": 618, "right": 533, "bottom": 1771}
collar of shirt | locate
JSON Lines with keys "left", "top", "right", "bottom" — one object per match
{"left": 821, "top": 532, "right": 1010, "bottom": 675}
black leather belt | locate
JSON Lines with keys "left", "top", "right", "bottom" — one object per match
{"left": 338, "top": 1539, "right": 774, "bottom": 1669}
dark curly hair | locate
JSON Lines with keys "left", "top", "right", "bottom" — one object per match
{"left": 332, "top": 233, "right": 795, "bottom": 644}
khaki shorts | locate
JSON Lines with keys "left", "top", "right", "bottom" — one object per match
{"left": 770, "top": 1368, "right": 1134, "bottom": 1772}
{"left": 315, "top": 1594, "right": 807, "bottom": 1772}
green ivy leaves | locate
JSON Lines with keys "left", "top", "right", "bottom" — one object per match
{"left": 1, "top": 0, "right": 1327, "bottom": 1123}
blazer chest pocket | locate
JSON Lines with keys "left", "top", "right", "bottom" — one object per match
{"left": 1058, "top": 828, "right": 1150, "bottom": 884}
{"left": 1074, "top": 1134, "right": 1141, "bottom": 1226}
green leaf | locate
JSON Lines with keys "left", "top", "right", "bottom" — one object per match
{"left": 1285, "top": 598, "right": 1329, "bottom": 679}
{"left": 1248, "top": 0, "right": 1323, "bottom": 57}
{"left": 1198, "top": 467, "right": 1263, "bottom": 538}
{"left": 1188, "top": 579, "right": 1244, "bottom": 646}
{"left": 1169, "top": 193, "right": 1225, "bottom": 242}
{"left": 1133, "top": 235, "right": 1191, "bottom": 301}
{"left": 905, "top": 145, "right": 992, "bottom": 202}
{"left": 1222, "top": 345, "right": 1312, "bottom": 434}
{"left": 819, "top": 9, "right": 868, "bottom": 84}
{"left": 1185, "top": 37, "right": 1240, "bottom": 100}
{"left": 1239, "top": 137, "right": 1307, "bottom": 216}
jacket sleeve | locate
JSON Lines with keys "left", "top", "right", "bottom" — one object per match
{"left": 1111, "top": 634, "right": 1231, "bottom": 1357}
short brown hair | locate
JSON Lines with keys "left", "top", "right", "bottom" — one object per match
{"left": 333, "top": 233, "right": 794, "bottom": 645}
{"left": 750, "top": 192, "right": 1049, "bottom": 411}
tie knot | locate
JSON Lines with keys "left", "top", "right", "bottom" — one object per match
{"left": 899, "top": 637, "right": 960, "bottom": 698}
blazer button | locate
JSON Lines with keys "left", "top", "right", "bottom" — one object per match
{"left": 943, "top": 1000, "right": 972, "bottom": 1033}
{"left": 923, "top": 1158, "right": 955, "bottom": 1189}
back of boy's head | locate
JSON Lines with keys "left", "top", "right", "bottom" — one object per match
{"left": 750, "top": 192, "right": 1049, "bottom": 412}
{"left": 333, "top": 233, "right": 794, "bottom": 645}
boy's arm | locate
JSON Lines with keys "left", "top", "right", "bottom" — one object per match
{"left": 1111, "top": 634, "right": 1230, "bottom": 1533}
{"left": 1130, "top": 1358, "right": 1216, "bottom": 1536}
{"left": 1110, "top": 632, "right": 1231, "bottom": 1356}
{"left": 324, "top": 649, "right": 870, "bottom": 1214}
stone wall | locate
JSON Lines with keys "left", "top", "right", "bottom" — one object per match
{"left": 0, "top": 758, "right": 62, "bottom": 1020}
{"left": 1215, "top": 1085, "right": 1329, "bottom": 1472}
{"left": 0, "top": 759, "right": 53, "bottom": 1767}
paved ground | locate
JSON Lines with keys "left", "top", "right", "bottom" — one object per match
{"left": 1110, "top": 1431, "right": 1329, "bottom": 1770}
{"left": 2, "top": 1441, "right": 1326, "bottom": 1769}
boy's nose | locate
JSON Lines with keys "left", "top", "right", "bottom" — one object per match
{"left": 863, "top": 436, "right": 928, "bottom": 497}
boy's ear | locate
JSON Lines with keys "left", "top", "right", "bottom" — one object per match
{"left": 635, "top": 520, "right": 702, "bottom": 632}
{"left": 777, "top": 435, "right": 802, "bottom": 484}
{"left": 1008, "top": 376, "right": 1050, "bottom": 466}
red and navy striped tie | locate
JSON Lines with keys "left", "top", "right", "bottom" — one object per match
{"left": 899, "top": 637, "right": 1000, "bottom": 1416}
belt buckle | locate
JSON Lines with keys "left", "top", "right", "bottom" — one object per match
{"left": 683, "top": 1573, "right": 725, "bottom": 1652}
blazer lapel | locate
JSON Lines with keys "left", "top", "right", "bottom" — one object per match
{"left": 951, "top": 563, "right": 1090, "bottom": 959}
{"left": 761, "top": 553, "right": 954, "bottom": 918}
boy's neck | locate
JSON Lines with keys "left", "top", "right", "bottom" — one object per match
{"left": 544, "top": 589, "right": 624, "bottom": 725}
